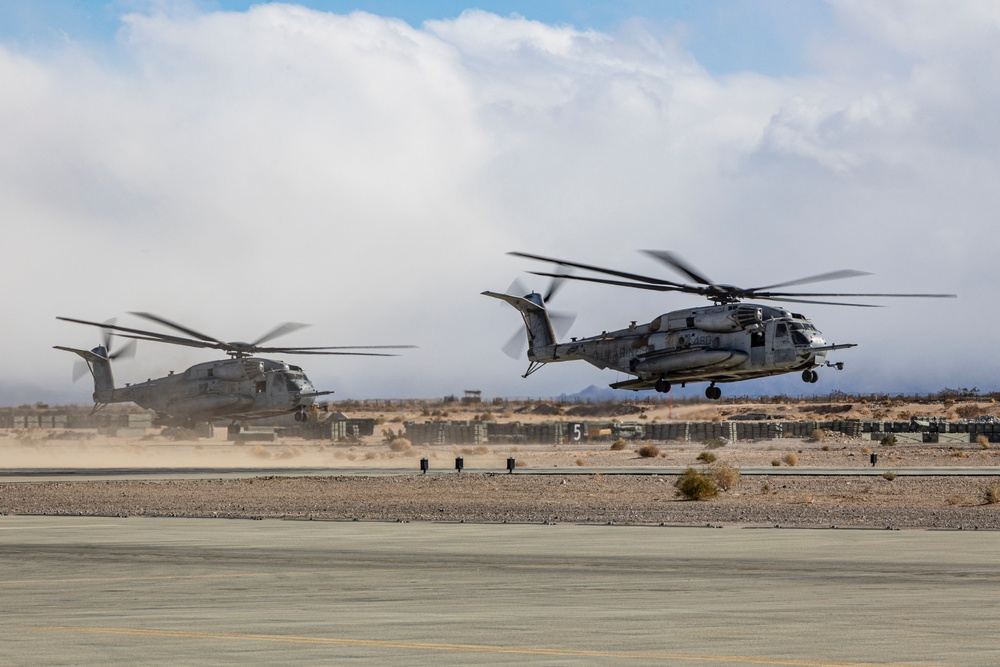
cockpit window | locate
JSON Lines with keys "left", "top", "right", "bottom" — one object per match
{"left": 791, "top": 330, "right": 810, "bottom": 345}
{"left": 776, "top": 323, "right": 788, "bottom": 337}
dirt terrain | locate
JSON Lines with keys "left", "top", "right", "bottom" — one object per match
{"left": 1, "top": 398, "right": 999, "bottom": 528}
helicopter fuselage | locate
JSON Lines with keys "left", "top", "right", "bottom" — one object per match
{"left": 528, "top": 302, "right": 851, "bottom": 392}
{"left": 96, "top": 357, "right": 323, "bottom": 426}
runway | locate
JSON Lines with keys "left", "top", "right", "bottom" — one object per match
{"left": 1, "top": 516, "right": 997, "bottom": 665}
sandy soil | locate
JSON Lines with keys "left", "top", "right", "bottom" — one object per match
{"left": 2, "top": 398, "right": 999, "bottom": 528}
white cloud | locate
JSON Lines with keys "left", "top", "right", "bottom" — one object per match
{"left": 0, "top": 2, "right": 994, "bottom": 404}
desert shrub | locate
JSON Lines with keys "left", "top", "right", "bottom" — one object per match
{"left": 610, "top": 438, "right": 628, "bottom": 451}
{"left": 703, "top": 437, "right": 728, "bottom": 449}
{"left": 821, "top": 445, "right": 831, "bottom": 452}
{"left": 984, "top": 483, "right": 1000, "bottom": 505}
{"left": 381, "top": 427, "right": 404, "bottom": 445}
{"left": 976, "top": 435, "right": 990, "bottom": 449}
{"left": 943, "top": 399, "right": 955, "bottom": 409}
{"left": 575, "top": 458, "right": 585, "bottom": 466}
{"left": 771, "top": 459, "right": 781, "bottom": 467}
{"left": 782, "top": 452, "right": 798, "bottom": 467}
{"left": 956, "top": 404, "right": 986, "bottom": 419}
{"left": 709, "top": 462, "right": 740, "bottom": 491}
{"left": 388, "top": 438, "right": 412, "bottom": 452}
{"left": 637, "top": 444, "right": 660, "bottom": 458}
{"left": 881, "top": 434, "right": 897, "bottom": 446}
{"left": 696, "top": 451, "right": 717, "bottom": 464}
{"left": 882, "top": 471, "right": 896, "bottom": 481}
{"left": 808, "top": 429, "right": 825, "bottom": 442}
{"left": 761, "top": 483, "right": 771, "bottom": 494}
{"left": 674, "top": 468, "right": 718, "bottom": 500}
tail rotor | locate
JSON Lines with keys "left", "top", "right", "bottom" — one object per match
{"left": 493, "top": 271, "right": 576, "bottom": 359}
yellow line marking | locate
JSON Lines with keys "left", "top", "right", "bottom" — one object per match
{"left": 34, "top": 626, "right": 942, "bottom": 667}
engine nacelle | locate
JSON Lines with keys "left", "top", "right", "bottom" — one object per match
{"left": 692, "top": 306, "right": 762, "bottom": 333}
{"left": 212, "top": 359, "right": 265, "bottom": 382}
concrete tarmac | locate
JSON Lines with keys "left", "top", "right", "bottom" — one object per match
{"left": 1, "top": 516, "right": 997, "bottom": 666}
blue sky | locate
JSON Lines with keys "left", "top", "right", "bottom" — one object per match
{"left": 0, "top": 0, "right": 832, "bottom": 76}
{"left": 0, "top": 1, "right": 994, "bottom": 403}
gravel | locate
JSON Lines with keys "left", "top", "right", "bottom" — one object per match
{"left": 3, "top": 473, "right": 999, "bottom": 529}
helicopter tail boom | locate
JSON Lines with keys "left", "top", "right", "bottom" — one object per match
{"left": 53, "top": 345, "right": 116, "bottom": 404}
{"left": 482, "top": 291, "right": 557, "bottom": 355}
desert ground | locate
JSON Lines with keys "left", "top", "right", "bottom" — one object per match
{"left": 2, "top": 397, "right": 999, "bottom": 528}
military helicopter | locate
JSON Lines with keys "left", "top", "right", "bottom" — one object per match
{"left": 484, "top": 251, "right": 956, "bottom": 400}
{"left": 55, "top": 313, "right": 414, "bottom": 436}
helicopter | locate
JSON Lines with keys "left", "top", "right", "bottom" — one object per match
{"left": 484, "top": 251, "right": 956, "bottom": 400}
{"left": 55, "top": 313, "right": 414, "bottom": 436}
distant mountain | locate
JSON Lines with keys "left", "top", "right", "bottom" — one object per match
{"left": 557, "top": 384, "right": 637, "bottom": 402}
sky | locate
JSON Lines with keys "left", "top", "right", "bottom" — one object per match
{"left": 0, "top": 0, "right": 994, "bottom": 405}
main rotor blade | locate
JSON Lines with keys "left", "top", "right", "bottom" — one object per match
{"left": 527, "top": 271, "right": 687, "bottom": 293}
{"left": 758, "top": 291, "right": 957, "bottom": 299}
{"left": 129, "top": 312, "right": 223, "bottom": 345}
{"left": 753, "top": 295, "right": 885, "bottom": 308}
{"left": 260, "top": 350, "right": 401, "bottom": 356}
{"left": 509, "top": 251, "right": 685, "bottom": 288}
{"left": 255, "top": 345, "right": 417, "bottom": 352}
{"left": 112, "top": 332, "right": 222, "bottom": 349}
{"left": 641, "top": 250, "right": 715, "bottom": 286}
{"left": 748, "top": 269, "right": 872, "bottom": 292}
{"left": 252, "top": 322, "right": 310, "bottom": 347}
{"left": 58, "top": 316, "right": 219, "bottom": 350}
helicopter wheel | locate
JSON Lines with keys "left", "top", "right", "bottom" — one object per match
{"left": 654, "top": 378, "right": 670, "bottom": 393}
{"left": 705, "top": 385, "right": 722, "bottom": 400}
{"left": 227, "top": 423, "right": 241, "bottom": 440}
{"left": 802, "top": 369, "right": 819, "bottom": 384}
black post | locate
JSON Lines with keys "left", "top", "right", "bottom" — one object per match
{"left": 420, "top": 457, "right": 429, "bottom": 474}
{"left": 455, "top": 457, "right": 464, "bottom": 473}
{"left": 507, "top": 457, "right": 516, "bottom": 474}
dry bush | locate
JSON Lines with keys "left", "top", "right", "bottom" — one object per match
{"left": 696, "top": 451, "right": 717, "bottom": 464}
{"left": 956, "top": 404, "right": 986, "bottom": 419}
{"left": 984, "top": 483, "right": 1000, "bottom": 505}
{"left": 808, "top": 429, "right": 825, "bottom": 443}
{"left": 703, "top": 438, "right": 728, "bottom": 449}
{"left": 821, "top": 445, "right": 831, "bottom": 451}
{"left": 637, "top": 444, "right": 660, "bottom": 458}
{"left": 881, "top": 435, "right": 897, "bottom": 446}
{"left": 770, "top": 459, "right": 781, "bottom": 467}
{"left": 709, "top": 462, "right": 740, "bottom": 491}
{"left": 882, "top": 471, "right": 897, "bottom": 481}
{"left": 782, "top": 452, "right": 798, "bottom": 467}
{"left": 674, "top": 468, "right": 718, "bottom": 500}
{"left": 610, "top": 438, "right": 627, "bottom": 451}
{"left": 575, "top": 458, "right": 585, "bottom": 466}
{"left": 976, "top": 435, "right": 991, "bottom": 449}
{"left": 388, "top": 438, "right": 412, "bottom": 452}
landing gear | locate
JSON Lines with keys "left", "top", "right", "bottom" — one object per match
{"left": 705, "top": 384, "right": 722, "bottom": 400}
{"left": 802, "top": 369, "right": 819, "bottom": 384}
{"left": 654, "top": 378, "right": 671, "bottom": 393}
{"left": 227, "top": 422, "right": 242, "bottom": 440}
{"left": 294, "top": 408, "right": 308, "bottom": 422}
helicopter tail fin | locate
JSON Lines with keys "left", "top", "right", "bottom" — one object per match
{"left": 53, "top": 345, "right": 115, "bottom": 404}
{"left": 482, "top": 291, "right": 557, "bottom": 353}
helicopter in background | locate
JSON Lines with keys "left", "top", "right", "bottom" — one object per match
{"left": 484, "top": 251, "right": 956, "bottom": 400}
{"left": 56, "top": 313, "right": 414, "bottom": 436}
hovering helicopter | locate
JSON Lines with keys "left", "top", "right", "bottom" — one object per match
{"left": 484, "top": 251, "right": 956, "bottom": 400}
{"left": 55, "top": 313, "right": 414, "bottom": 436}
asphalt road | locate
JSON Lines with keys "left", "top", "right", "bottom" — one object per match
{"left": 1, "top": 516, "right": 997, "bottom": 666}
